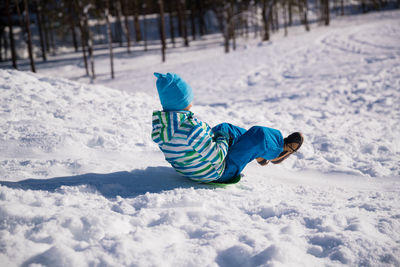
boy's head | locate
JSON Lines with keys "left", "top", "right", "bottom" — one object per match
{"left": 154, "top": 72, "right": 193, "bottom": 111}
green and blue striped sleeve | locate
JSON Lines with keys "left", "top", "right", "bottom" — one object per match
{"left": 187, "top": 124, "right": 228, "bottom": 166}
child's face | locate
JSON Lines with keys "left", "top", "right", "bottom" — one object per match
{"left": 184, "top": 103, "right": 192, "bottom": 111}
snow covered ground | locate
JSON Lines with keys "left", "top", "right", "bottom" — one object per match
{"left": 1, "top": 10, "right": 400, "bottom": 267}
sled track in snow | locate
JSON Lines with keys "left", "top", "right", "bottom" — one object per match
{"left": 319, "top": 20, "right": 400, "bottom": 56}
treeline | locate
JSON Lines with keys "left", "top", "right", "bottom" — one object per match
{"left": 1, "top": 0, "right": 399, "bottom": 79}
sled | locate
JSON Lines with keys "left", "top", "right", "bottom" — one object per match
{"left": 206, "top": 174, "right": 242, "bottom": 187}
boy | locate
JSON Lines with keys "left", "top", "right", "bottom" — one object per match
{"left": 151, "top": 72, "right": 303, "bottom": 183}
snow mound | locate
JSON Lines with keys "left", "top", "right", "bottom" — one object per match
{"left": 0, "top": 69, "right": 158, "bottom": 180}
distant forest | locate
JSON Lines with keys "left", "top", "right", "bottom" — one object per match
{"left": 1, "top": 0, "right": 399, "bottom": 79}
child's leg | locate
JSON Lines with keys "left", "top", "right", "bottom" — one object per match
{"left": 217, "top": 126, "right": 284, "bottom": 182}
{"left": 212, "top": 123, "right": 247, "bottom": 146}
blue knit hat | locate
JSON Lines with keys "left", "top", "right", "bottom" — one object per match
{"left": 154, "top": 72, "right": 194, "bottom": 111}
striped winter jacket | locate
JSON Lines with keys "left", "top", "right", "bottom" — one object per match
{"left": 151, "top": 110, "right": 228, "bottom": 183}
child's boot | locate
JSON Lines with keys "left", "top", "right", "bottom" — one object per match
{"left": 256, "top": 157, "right": 269, "bottom": 166}
{"left": 271, "top": 132, "right": 304, "bottom": 164}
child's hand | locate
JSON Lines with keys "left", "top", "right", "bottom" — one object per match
{"left": 213, "top": 131, "right": 231, "bottom": 146}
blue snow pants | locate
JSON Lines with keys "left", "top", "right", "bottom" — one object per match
{"left": 213, "top": 123, "right": 284, "bottom": 183}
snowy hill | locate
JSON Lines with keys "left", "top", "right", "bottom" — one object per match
{"left": 1, "top": 10, "right": 400, "bottom": 267}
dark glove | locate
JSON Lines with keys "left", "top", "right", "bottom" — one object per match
{"left": 213, "top": 131, "right": 232, "bottom": 146}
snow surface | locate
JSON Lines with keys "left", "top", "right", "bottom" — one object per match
{"left": 1, "top": 10, "right": 400, "bottom": 267}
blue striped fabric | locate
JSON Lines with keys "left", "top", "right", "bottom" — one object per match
{"left": 152, "top": 111, "right": 228, "bottom": 182}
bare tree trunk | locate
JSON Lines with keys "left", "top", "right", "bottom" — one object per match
{"left": 83, "top": 9, "right": 95, "bottom": 80}
{"left": 75, "top": 0, "right": 89, "bottom": 76}
{"left": 236, "top": 1, "right": 244, "bottom": 38}
{"left": 321, "top": 0, "right": 325, "bottom": 24}
{"left": 143, "top": 2, "right": 148, "bottom": 51}
{"left": 177, "top": 0, "right": 189, "bottom": 46}
{"left": 14, "top": 0, "right": 25, "bottom": 40}
{"left": 71, "top": 29, "right": 79, "bottom": 52}
{"left": 324, "top": 0, "right": 330, "bottom": 26}
{"left": 190, "top": 0, "right": 196, "bottom": 41}
{"left": 88, "top": 33, "right": 95, "bottom": 80}
{"left": 159, "top": 0, "right": 167, "bottom": 62}
{"left": 319, "top": 0, "right": 330, "bottom": 25}
{"left": 253, "top": 2, "right": 259, "bottom": 39}
{"left": 120, "top": 0, "right": 131, "bottom": 53}
{"left": 79, "top": 27, "right": 89, "bottom": 76}
{"left": 0, "top": 31, "right": 3, "bottom": 62}
{"left": 6, "top": 0, "right": 17, "bottom": 69}
{"left": 182, "top": 0, "right": 189, "bottom": 47}
{"left": 304, "top": 0, "right": 310, "bottom": 31}
{"left": 3, "top": 31, "right": 9, "bottom": 62}
{"left": 47, "top": 18, "right": 56, "bottom": 54}
{"left": 341, "top": 0, "right": 344, "bottom": 15}
{"left": 68, "top": 1, "right": 79, "bottom": 52}
{"left": 361, "top": 0, "right": 367, "bottom": 13}
{"left": 245, "top": 13, "right": 250, "bottom": 39}
{"left": 196, "top": 0, "right": 206, "bottom": 36}
{"left": 70, "top": 23, "right": 79, "bottom": 52}
{"left": 24, "top": 0, "right": 36, "bottom": 72}
{"left": 231, "top": 28, "right": 236, "bottom": 51}
{"left": 288, "top": 0, "right": 293, "bottom": 25}
{"left": 333, "top": 0, "right": 338, "bottom": 15}
{"left": 269, "top": 4, "right": 274, "bottom": 32}
{"left": 42, "top": 12, "right": 50, "bottom": 53}
{"left": 176, "top": 0, "right": 183, "bottom": 37}
{"left": 298, "top": 0, "right": 310, "bottom": 31}
{"left": 274, "top": 2, "right": 279, "bottom": 32}
{"left": 35, "top": 0, "right": 47, "bottom": 61}
{"left": 14, "top": 0, "right": 29, "bottom": 59}
{"left": 212, "top": 2, "right": 230, "bottom": 53}
{"left": 116, "top": 0, "right": 128, "bottom": 51}
{"left": 262, "top": 0, "right": 271, "bottom": 41}
{"left": 244, "top": 4, "right": 249, "bottom": 39}
{"left": 283, "top": 1, "right": 288, "bottom": 37}
{"left": 105, "top": 0, "right": 115, "bottom": 79}
{"left": 317, "top": 0, "right": 322, "bottom": 23}
{"left": 39, "top": 2, "right": 55, "bottom": 55}
{"left": 167, "top": 0, "right": 176, "bottom": 47}
{"left": 224, "top": 34, "right": 230, "bottom": 53}
{"left": 115, "top": 1, "right": 123, "bottom": 47}
{"left": 229, "top": 0, "right": 236, "bottom": 51}
{"left": 269, "top": 3, "right": 275, "bottom": 32}
{"left": 226, "top": 4, "right": 232, "bottom": 53}
{"left": 133, "top": 0, "right": 142, "bottom": 42}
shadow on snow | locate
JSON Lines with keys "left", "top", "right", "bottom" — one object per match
{"left": 0, "top": 166, "right": 214, "bottom": 198}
